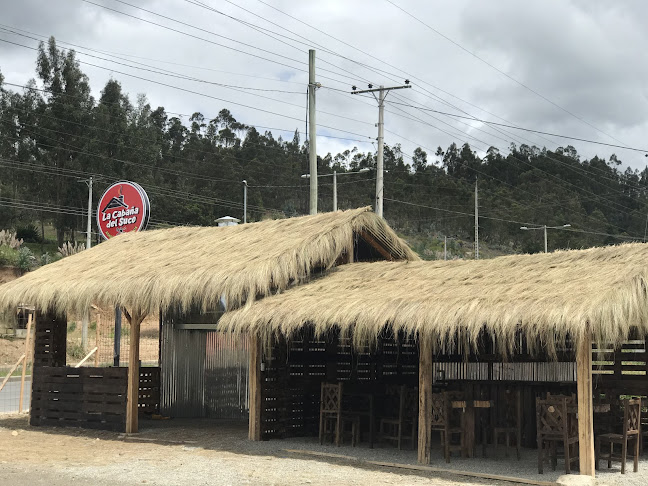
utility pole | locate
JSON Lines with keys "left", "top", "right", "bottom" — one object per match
{"left": 543, "top": 225, "right": 548, "bottom": 254}
{"left": 242, "top": 180, "right": 248, "bottom": 224}
{"left": 333, "top": 170, "right": 337, "bottom": 211}
{"left": 444, "top": 236, "right": 447, "bottom": 261}
{"left": 474, "top": 181, "right": 479, "bottom": 260}
{"left": 520, "top": 223, "right": 570, "bottom": 253}
{"left": 86, "top": 176, "right": 92, "bottom": 250}
{"left": 80, "top": 176, "right": 93, "bottom": 351}
{"left": 308, "top": 49, "right": 318, "bottom": 215}
{"left": 351, "top": 81, "right": 411, "bottom": 218}
{"left": 301, "top": 168, "right": 368, "bottom": 212}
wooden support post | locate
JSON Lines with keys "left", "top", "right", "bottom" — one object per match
{"left": 576, "top": 331, "right": 595, "bottom": 477}
{"left": 18, "top": 313, "right": 33, "bottom": 413}
{"left": 418, "top": 335, "right": 433, "bottom": 464}
{"left": 125, "top": 310, "right": 145, "bottom": 434}
{"left": 249, "top": 334, "right": 262, "bottom": 441}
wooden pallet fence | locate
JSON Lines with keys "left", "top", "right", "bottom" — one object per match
{"left": 30, "top": 366, "right": 128, "bottom": 431}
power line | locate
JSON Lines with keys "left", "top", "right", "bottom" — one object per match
{"left": 384, "top": 197, "right": 641, "bottom": 241}
{"left": 384, "top": 98, "right": 648, "bottom": 155}
{"left": 383, "top": 0, "right": 631, "bottom": 148}
{"left": 0, "top": 39, "right": 373, "bottom": 143}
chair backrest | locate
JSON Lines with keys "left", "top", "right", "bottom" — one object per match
{"left": 546, "top": 392, "right": 576, "bottom": 405}
{"left": 498, "top": 389, "right": 522, "bottom": 428}
{"left": 398, "top": 385, "right": 418, "bottom": 421}
{"left": 320, "top": 382, "right": 342, "bottom": 414}
{"left": 536, "top": 396, "right": 570, "bottom": 436}
{"left": 623, "top": 398, "right": 641, "bottom": 437}
{"left": 430, "top": 392, "right": 447, "bottom": 426}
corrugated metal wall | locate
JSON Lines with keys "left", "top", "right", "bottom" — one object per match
{"left": 205, "top": 333, "right": 249, "bottom": 418}
{"left": 160, "top": 320, "right": 249, "bottom": 419}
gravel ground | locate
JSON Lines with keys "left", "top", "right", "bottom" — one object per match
{"left": 0, "top": 414, "right": 644, "bottom": 485}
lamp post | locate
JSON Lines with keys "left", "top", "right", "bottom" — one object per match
{"left": 520, "top": 224, "right": 571, "bottom": 253}
{"left": 301, "top": 168, "right": 371, "bottom": 211}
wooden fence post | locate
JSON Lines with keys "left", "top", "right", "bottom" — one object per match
{"left": 577, "top": 331, "right": 595, "bottom": 477}
{"left": 18, "top": 313, "right": 33, "bottom": 413}
{"left": 418, "top": 335, "right": 433, "bottom": 464}
{"left": 249, "top": 334, "right": 262, "bottom": 441}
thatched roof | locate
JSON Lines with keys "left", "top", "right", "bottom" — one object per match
{"left": 0, "top": 207, "right": 417, "bottom": 316}
{"left": 219, "top": 243, "right": 648, "bottom": 351}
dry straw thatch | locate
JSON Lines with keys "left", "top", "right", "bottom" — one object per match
{"left": 219, "top": 243, "right": 648, "bottom": 354}
{"left": 0, "top": 207, "right": 416, "bottom": 316}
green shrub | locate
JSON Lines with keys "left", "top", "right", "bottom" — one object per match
{"left": 17, "top": 247, "right": 37, "bottom": 272}
{"left": 0, "top": 245, "right": 19, "bottom": 266}
{"left": 16, "top": 224, "right": 41, "bottom": 243}
{"left": 67, "top": 342, "right": 85, "bottom": 360}
{"left": 68, "top": 321, "right": 77, "bottom": 332}
{"left": 90, "top": 321, "right": 97, "bottom": 331}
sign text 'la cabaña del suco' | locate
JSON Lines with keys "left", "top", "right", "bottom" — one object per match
{"left": 97, "top": 181, "right": 150, "bottom": 239}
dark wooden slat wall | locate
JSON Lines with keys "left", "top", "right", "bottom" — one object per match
{"left": 31, "top": 310, "right": 161, "bottom": 431}
{"left": 30, "top": 366, "right": 129, "bottom": 431}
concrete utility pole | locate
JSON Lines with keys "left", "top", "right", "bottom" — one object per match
{"left": 301, "top": 168, "right": 369, "bottom": 212}
{"left": 242, "top": 180, "right": 248, "bottom": 224}
{"left": 332, "top": 171, "right": 337, "bottom": 211}
{"left": 520, "top": 223, "right": 571, "bottom": 253}
{"left": 81, "top": 176, "right": 93, "bottom": 350}
{"left": 308, "top": 49, "right": 318, "bottom": 215}
{"left": 474, "top": 181, "right": 479, "bottom": 260}
{"left": 351, "top": 81, "right": 411, "bottom": 218}
{"left": 86, "top": 176, "right": 92, "bottom": 250}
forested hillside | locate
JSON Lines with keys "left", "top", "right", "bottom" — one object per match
{"left": 2, "top": 38, "right": 648, "bottom": 260}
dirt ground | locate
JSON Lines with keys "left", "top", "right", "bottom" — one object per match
{"left": 0, "top": 414, "right": 521, "bottom": 486}
{"left": 0, "top": 338, "right": 25, "bottom": 367}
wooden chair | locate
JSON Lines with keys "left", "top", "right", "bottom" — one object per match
{"left": 596, "top": 398, "right": 641, "bottom": 474}
{"left": 319, "top": 382, "right": 360, "bottom": 447}
{"left": 493, "top": 389, "right": 522, "bottom": 460}
{"left": 430, "top": 392, "right": 464, "bottom": 463}
{"left": 378, "top": 385, "right": 418, "bottom": 450}
{"left": 536, "top": 396, "right": 579, "bottom": 474}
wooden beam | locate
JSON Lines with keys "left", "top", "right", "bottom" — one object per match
{"left": 418, "top": 335, "right": 433, "bottom": 464}
{"left": 359, "top": 231, "right": 395, "bottom": 261}
{"left": 19, "top": 313, "right": 33, "bottom": 413}
{"left": 125, "top": 310, "right": 145, "bottom": 434}
{"left": 248, "top": 334, "right": 262, "bottom": 441}
{"left": 576, "top": 331, "right": 595, "bottom": 477}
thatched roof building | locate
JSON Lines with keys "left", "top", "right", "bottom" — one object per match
{"left": 219, "top": 243, "right": 648, "bottom": 350}
{"left": 0, "top": 207, "right": 417, "bottom": 316}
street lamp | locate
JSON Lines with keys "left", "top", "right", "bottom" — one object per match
{"left": 301, "top": 168, "right": 371, "bottom": 211}
{"left": 520, "top": 224, "right": 571, "bottom": 253}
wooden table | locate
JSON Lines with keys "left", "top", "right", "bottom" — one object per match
{"left": 452, "top": 399, "right": 493, "bottom": 458}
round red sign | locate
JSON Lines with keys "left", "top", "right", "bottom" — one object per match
{"left": 97, "top": 181, "right": 150, "bottom": 239}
